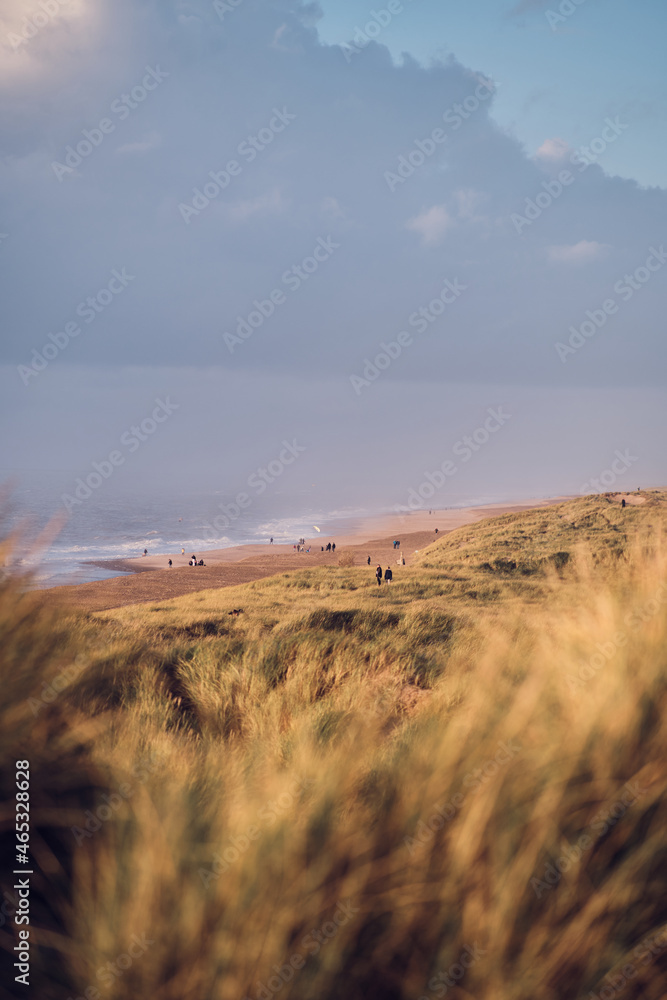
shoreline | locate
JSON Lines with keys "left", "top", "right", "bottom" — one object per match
{"left": 88, "top": 495, "right": 573, "bottom": 576}
{"left": 37, "top": 495, "right": 574, "bottom": 612}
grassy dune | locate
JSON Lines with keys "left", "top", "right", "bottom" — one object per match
{"left": 2, "top": 492, "right": 667, "bottom": 999}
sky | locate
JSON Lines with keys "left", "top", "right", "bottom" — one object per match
{"left": 0, "top": 0, "right": 665, "bottom": 516}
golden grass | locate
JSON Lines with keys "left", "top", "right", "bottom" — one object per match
{"left": 1, "top": 493, "right": 667, "bottom": 999}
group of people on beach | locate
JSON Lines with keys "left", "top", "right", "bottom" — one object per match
{"left": 376, "top": 565, "right": 393, "bottom": 585}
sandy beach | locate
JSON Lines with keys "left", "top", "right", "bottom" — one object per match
{"left": 40, "top": 496, "right": 571, "bottom": 612}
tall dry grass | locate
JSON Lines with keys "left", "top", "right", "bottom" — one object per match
{"left": 1, "top": 512, "right": 666, "bottom": 999}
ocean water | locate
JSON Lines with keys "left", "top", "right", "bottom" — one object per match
{"left": 2, "top": 473, "right": 508, "bottom": 588}
{"left": 1, "top": 478, "right": 386, "bottom": 587}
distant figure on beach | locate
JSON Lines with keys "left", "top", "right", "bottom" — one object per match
{"left": 367, "top": 556, "right": 371, "bottom": 565}
{"left": 192, "top": 554, "right": 197, "bottom": 563}
{"left": 435, "top": 528, "right": 438, "bottom": 534}
{"left": 168, "top": 559, "right": 172, "bottom": 567}
{"left": 397, "top": 554, "right": 405, "bottom": 566}
{"left": 326, "top": 542, "right": 331, "bottom": 552}
{"left": 332, "top": 543, "right": 336, "bottom": 552}
{"left": 376, "top": 565, "right": 383, "bottom": 586}
{"left": 270, "top": 537, "right": 273, "bottom": 544}
{"left": 181, "top": 548, "right": 185, "bottom": 555}
{"left": 621, "top": 498, "right": 626, "bottom": 508}
{"left": 143, "top": 549, "right": 148, "bottom": 556}
{"left": 199, "top": 559, "right": 205, "bottom": 566}
{"left": 384, "top": 566, "right": 393, "bottom": 584}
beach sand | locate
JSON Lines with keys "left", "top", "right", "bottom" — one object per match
{"left": 39, "top": 497, "right": 571, "bottom": 612}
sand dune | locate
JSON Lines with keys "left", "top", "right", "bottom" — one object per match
{"left": 42, "top": 496, "right": 571, "bottom": 612}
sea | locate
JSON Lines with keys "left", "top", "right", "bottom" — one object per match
{"left": 1, "top": 472, "right": 510, "bottom": 588}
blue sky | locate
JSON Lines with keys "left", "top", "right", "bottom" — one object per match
{"left": 0, "top": 0, "right": 665, "bottom": 512}
{"left": 317, "top": 0, "right": 667, "bottom": 189}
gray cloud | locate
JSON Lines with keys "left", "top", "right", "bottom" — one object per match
{"left": 0, "top": 0, "right": 664, "bottom": 504}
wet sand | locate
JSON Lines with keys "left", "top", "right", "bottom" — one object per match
{"left": 38, "top": 497, "right": 570, "bottom": 612}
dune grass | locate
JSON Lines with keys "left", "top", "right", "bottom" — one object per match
{"left": 1, "top": 493, "right": 667, "bottom": 999}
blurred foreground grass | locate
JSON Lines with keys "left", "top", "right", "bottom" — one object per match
{"left": 1, "top": 492, "right": 666, "bottom": 999}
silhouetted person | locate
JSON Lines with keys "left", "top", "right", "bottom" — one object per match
{"left": 376, "top": 565, "right": 383, "bottom": 586}
{"left": 621, "top": 498, "right": 626, "bottom": 508}
{"left": 384, "top": 566, "right": 393, "bottom": 583}
{"left": 332, "top": 543, "right": 336, "bottom": 552}
{"left": 143, "top": 549, "right": 148, "bottom": 556}
{"left": 367, "top": 556, "right": 371, "bottom": 565}
{"left": 168, "top": 559, "right": 172, "bottom": 567}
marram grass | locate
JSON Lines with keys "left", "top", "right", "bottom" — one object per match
{"left": 1, "top": 493, "right": 666, "bottom": 999}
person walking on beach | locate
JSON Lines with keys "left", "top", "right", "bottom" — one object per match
{"left": 168, "top": 559, "right": 172, "bottom": 567}
{"left": 621, "top": 498, "right": 626, "bottom": 508}
{"left": 270, "top": 537, "right": 273, "bottom": 544}
{"left": 332, "top": 543, "right": 336, "bottom": 552}
{"left": 367, "top": 556, "right": 371, "bottom": 565}
{"left": 181, "top": 548, "right": 185, "bottom": 555}
{"left": 384, "top": 566, "right": 393, "bottom": 584}
{"left": 376, "top": 565, "right": 383, "bottom": 586}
